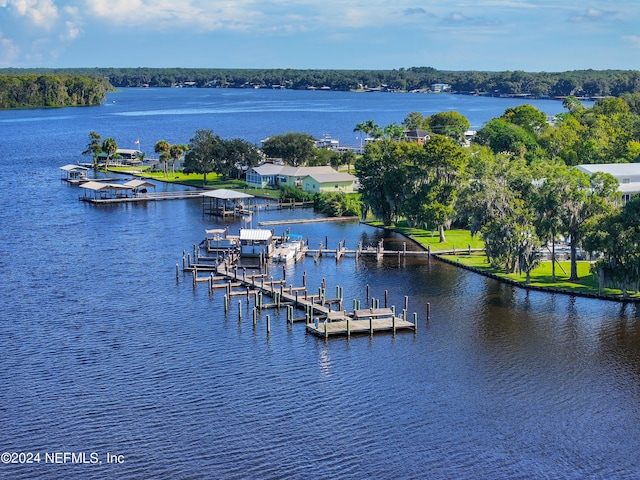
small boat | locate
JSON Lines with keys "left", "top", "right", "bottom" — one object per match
{"left": 273, "top": 234, "right": 305, "bottom": 262}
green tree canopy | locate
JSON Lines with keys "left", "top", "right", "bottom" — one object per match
{"left": 261, "top": 132, "right": 316, "bottom": 166}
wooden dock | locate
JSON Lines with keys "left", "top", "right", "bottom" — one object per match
{"left": 81, "top": 190, "right": 203, "bottom": 203}
{"left": 182, "top": 249, "right": 420, "bottom": 338}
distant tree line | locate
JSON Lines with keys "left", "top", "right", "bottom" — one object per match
{"left": 2, "top": 67, "right": 640, "bottom": 97}
{"left": 0, "top": 73, "right": 113, "bottom": 109}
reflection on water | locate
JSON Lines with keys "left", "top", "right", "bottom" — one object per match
{"left": 0, "top": 88, "right": 636, "bottom": 480}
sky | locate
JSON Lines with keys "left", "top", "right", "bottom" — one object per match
{"left": 0, "top": 0, "right": 639, "bottom": 71}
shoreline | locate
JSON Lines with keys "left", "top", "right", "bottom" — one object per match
{"left": 369, "top": 222, "right": 640, "bottom": 303}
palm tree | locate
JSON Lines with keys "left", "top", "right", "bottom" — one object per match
{"left": 154, "top": 139, "right": 171, "bottom": 177}
{"left": 102, "top": 137, "right": 117, "bottom": 171}
{"left": 169, "top": 143, "right": 187, "bottom": 177}
{"left": 353, "top": 120, "right": 379, "bottom": 153}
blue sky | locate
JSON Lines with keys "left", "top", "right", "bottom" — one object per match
{"left": 0, "top": 0, "right": 639, "bottom": 71}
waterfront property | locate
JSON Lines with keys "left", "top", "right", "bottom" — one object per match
{"left": 301, "top": 172, "right": 357, "bottom": 193}
{"left": 245, "top": 163, "right": 343, "bottom": 190}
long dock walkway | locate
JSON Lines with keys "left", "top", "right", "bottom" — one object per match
{"left": 183, "top": 250, "right": 419, "bottom": 338}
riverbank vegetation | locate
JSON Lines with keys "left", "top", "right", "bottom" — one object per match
{"left": 0, "top": 73, "right": 113, "bottom": 109}
{"left": 356, "top": 94, "right": 640, "bottom": 298}
{"left": 5, "top": 67, "right": 638, "bottom": 97}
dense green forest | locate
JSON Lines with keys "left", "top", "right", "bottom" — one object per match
{"left": 0, "top": 73, "right": 113, "bottom": 109}
{"left": 2, "top": 67, "right": 640, "bottom": 97}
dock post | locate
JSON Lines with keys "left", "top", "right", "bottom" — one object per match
{"left": 192, "top": 268, "right": 196, "bottom": 287}
{"left": 187, "top": 253, "right": 191, "bottom": 268}
{"left": 384, "top": 290, "right": 388, "bottom": 308}
{"left": 224, "top": 294, "right": 228, "bottom": 313}
{"left": 369, "top": 317, "right": 373, "bottom": 336}
{"left": 276, "top": 291, "right": 281, "bottom": 309}
{"left": 427, "top": 302, "right": 431, "bottom": 322}
{"left": 193, "top": 244, "right": 197, "bottom": 263}
{"left": 295, "top": 291, "right": 299, "bottom": 305}
{"left": 413, "top": 312, "right": 418, "bottom": 333}
{"left": 366, "top": 284, "right": 370, "bottom": 302}
{"left": 282, "top": 265, "right": 286, "bottom": 281}
{"left": 243, "top": 267, "right": 246, "bottom": 281}
{"left": 347, "top": 317, "right": 351, "bottom": 338}
{"left": 246, "top": 287, "right": 250, "bottom": 303}
{"left": 259, "top": 292, "right": 263, "bottom": 310}
{"left": 208, "top": 274, "right": 213, "bottom": 295}
{"left": 303, "top": 271, "right": 307, "bottom": 288}
{"left": 182, "top": 250, "right": 186, "bottom": 270}
{"left": 266, "top": 315, "right": 271, "bottom": 334}
{"left": 238, "top": 300, "right": 242, "bottom": 322}
{"left": 175, "top": 263, "right": 179, "bottom": 282}
{"left": 403, "top": 242, "right": 406, "bottom": 256}
{"left": 253, "top": 307, "right": 257, "bottom": 327}
{"left": 392, "top": 305, "right": 396, "bottom": 317}
{"left": 392, "top": 314, "right": 396, "bottom": 335}
{"left": 403, "top": 308, "right": 407, "bottom": 322}
{"left": 324, "top": 320, "right": 328, "bottom": 339}
{"left": 404, "top": 295, "right": 409, "bottom": 312}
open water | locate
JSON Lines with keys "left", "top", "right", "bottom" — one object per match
{"left": 1, "top": 88, "right": 638, "bottom": 479}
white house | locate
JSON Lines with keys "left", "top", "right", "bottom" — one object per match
{"left": 576, "top": 163, "right": 640, "bottom": 202}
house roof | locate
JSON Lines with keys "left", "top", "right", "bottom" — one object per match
{"left": 576, "top": 164, "right": 640, "bottom": 177}
{"left": 250, "top": 163, "right": 337, "bottom": 177}
{"left": 304, "top": 173, "right": 357, "bottom": 184}
{"left": 404, "top": 129, "right": 430, "bottom": 139}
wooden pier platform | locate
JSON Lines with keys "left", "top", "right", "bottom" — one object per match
{"left": 305, "top": 316, "right": 416, "bottom": 338}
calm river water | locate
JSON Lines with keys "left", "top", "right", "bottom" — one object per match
{"left": 1, "top": 89, "right": 638, "bottom": 479}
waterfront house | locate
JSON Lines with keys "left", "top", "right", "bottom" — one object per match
{"left": 576, "top": 163, "right": 640, "bottom": 203}
{"left": 301, "top": 172, "right": 357, "bottom": 193}
{"left": 246, "top": 164, "right": 338, "bottom": 190}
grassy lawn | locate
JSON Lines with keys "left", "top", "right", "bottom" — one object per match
{"left": 106, "top": 167, "right": 281, "bottom": 199}
{"left": 367, "top": 222, "right": 484, "bottom": 252}
{"left": 372, "top": 222, "right": 637, "bottom": 299}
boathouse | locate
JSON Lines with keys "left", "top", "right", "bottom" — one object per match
{"left": 60, "top": 164, "right": 89, "bottom": 182}
{"left": 239, "top": 229, "right": 273, "bottom": 257}
{"left": 202, "top": 189, "right": 254, "bottom": 216}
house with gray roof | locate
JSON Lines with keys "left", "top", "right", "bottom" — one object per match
{"left": 246, "top": 163, "right": 341, "bottom": 190}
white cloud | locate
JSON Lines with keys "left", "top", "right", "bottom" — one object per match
{"left": 0, "top": 34, "right": 20, "bottom": 66}
{"left": 624, "top": 35, "right": 640, "bottom": 48}
{"left": 6, "top": 0, "right": 59, "bottom": 28}
{"left": 568, "top": 8, "right": 617, "bottom": 23}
